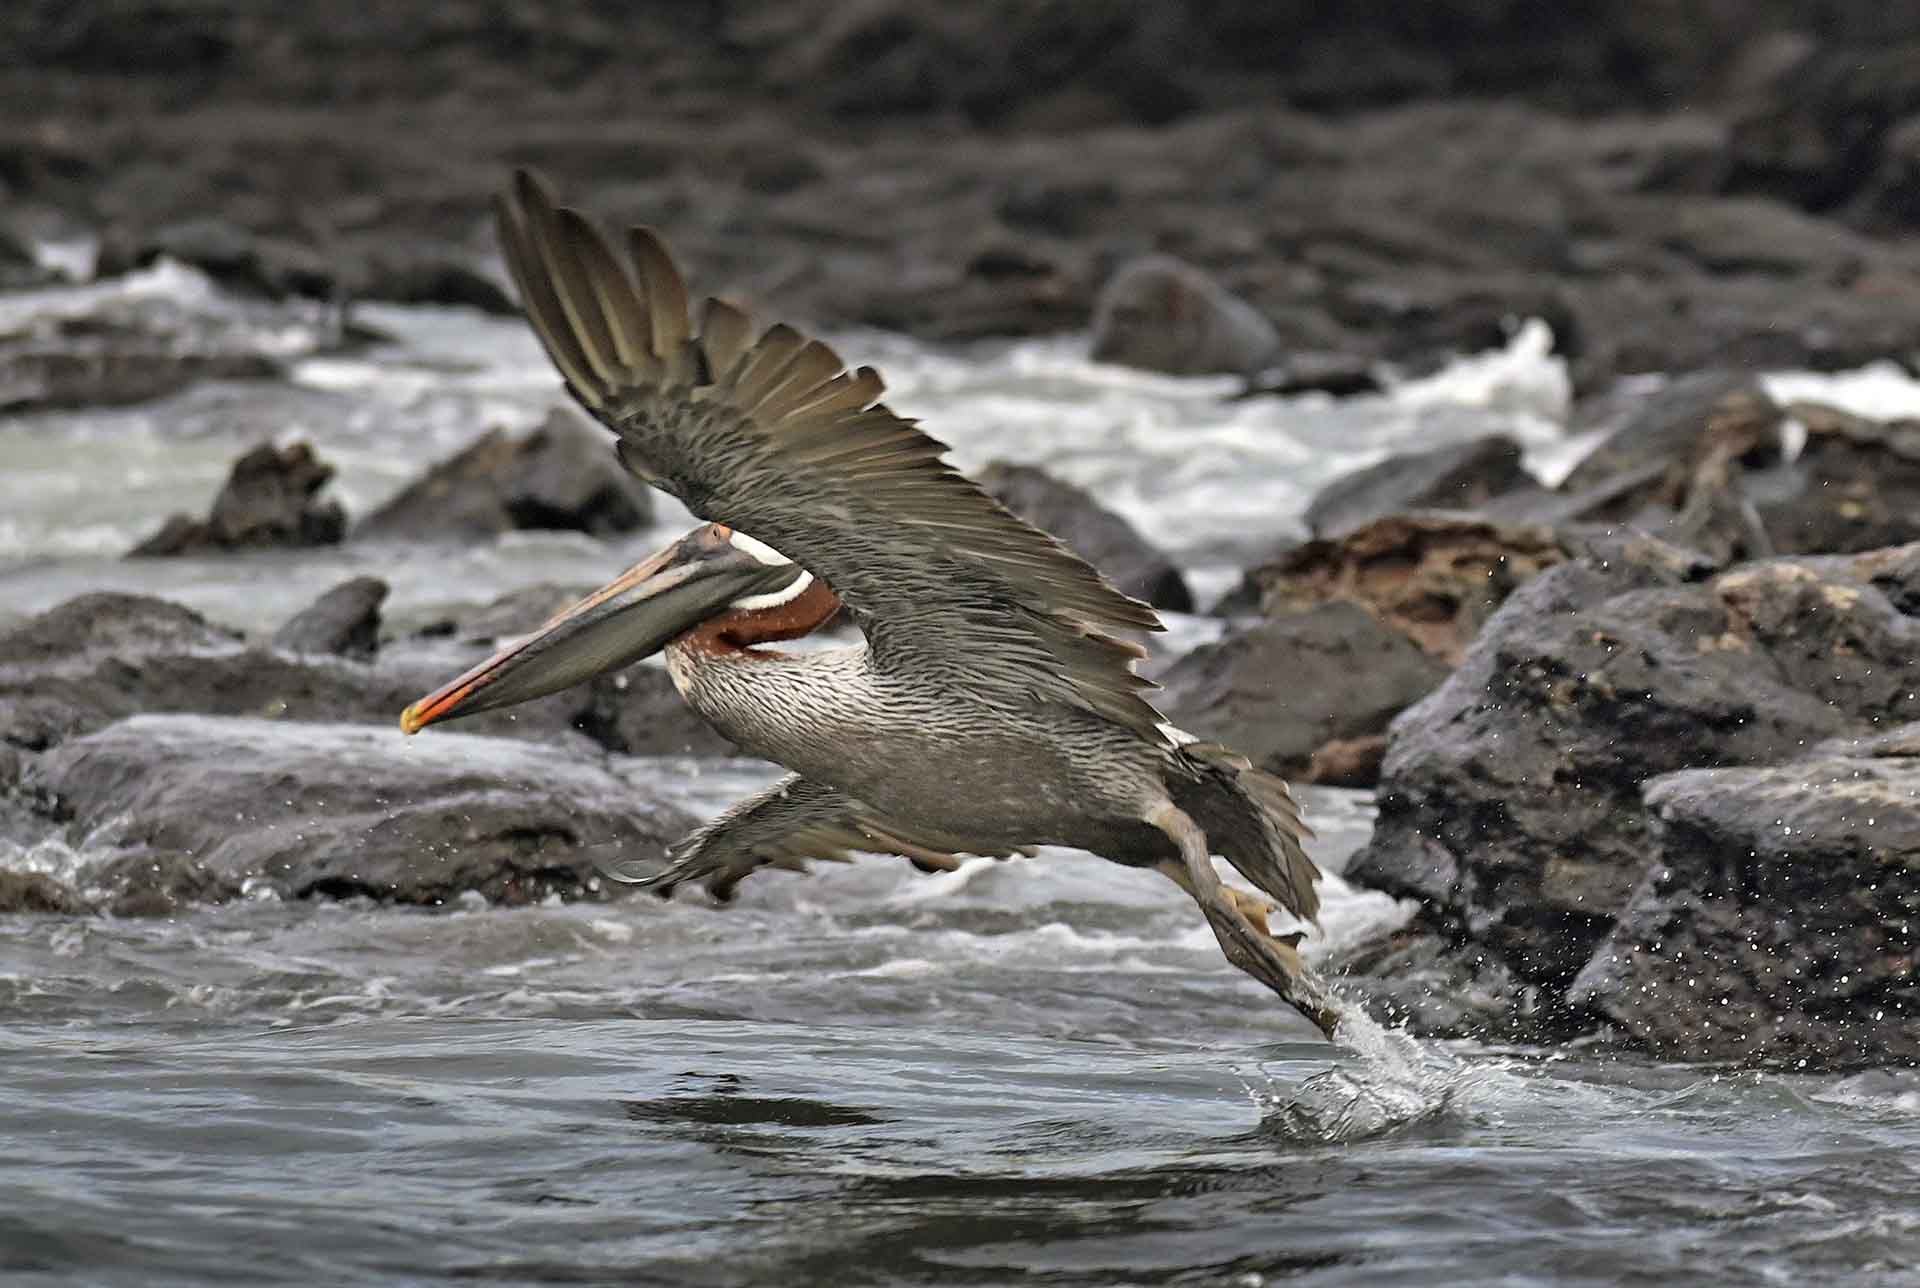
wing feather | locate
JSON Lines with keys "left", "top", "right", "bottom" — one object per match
{"left": 498, "top": 170, "right": 1168, "bottom": 740}
{"left": 605, "top": 774, "right": 1020, "bottom": 902}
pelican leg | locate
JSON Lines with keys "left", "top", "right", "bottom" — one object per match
{"left": 1148, "top": 803, "right": 1342, "bottom": 1040}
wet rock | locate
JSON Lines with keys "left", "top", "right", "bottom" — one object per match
{"left": 1231, "top": 514, "right": 1567, "bottom": 665}
{"left": 356, "top": 409, "right": 652, "bottom": 541}
{"left": 1304, "top": 436, "right": 1535, "bottom": 540}
{"left": 271, "top": 577, "right": 388, "bottom": 659}
{"left": 1089, "top": 255, "right": 1279, "bottom": 376}
{"left": 1759, "top": 402, "right": 1920, "bottom": 555}
{"left": 1349, "top": 542, "right": 1920, "bottom": 1005}
{"left": 1335, "top": 929, "right": 1551, "bottom": 1043}
{"left": 0, "top": 871, "right": 87, "bottom": 915}
{"left": 25, "top": 715, "right": 697, "bottom": 906}
{"left": 1304, "top": 735, "right": 1388, "bottom": 790}
{"left": 92, "top": 852, "right": 241, "bottom": 917}
{"left": 976, "top": 460, "right": 1190, "bottom": 611}
{"left": 1238, "top": 354, "right": 1382, "bottom": 400}
{"left": 341, "top": 236, "right": 514, "bottom": 313}
{"left": 1569, "top": 748, "right": 1919, "bottom": 1069}
{"left": 1557, "top": 372, "right": 1782, "bottom": 513}
{"left": 0, "top": 344, "right": 280, "bottom": 412}
{"left": 1156, "top": 602, "right": 1449, "bottom": 782}
{"left": 129, "top": 441, "right": 346, "bottom": 556}
{"left": 97, "top": 218, "right": 333, "bottom": 300}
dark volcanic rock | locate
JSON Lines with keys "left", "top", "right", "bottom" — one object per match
{"left": 0, "top": 346, "right": 280, "bottom": 412}
{"left": 129, "top": 441, "right": 345, "bottom": 556}
{"left": 1238, "top": 354, "right": 1382, "bottom": 400}
{"left": 1557, "top": 373, "right": 1782, "bottom": 512}
{"left": 92, "top": 852, "right": 242, "bottom": 917}
{"left": 1089, "top": 255, "right": 1279, "bottom": 376}
{"left": 26, "top": 715, "right": 696, "bottom": 906}
{"left": 356, "top": 409, "right": 652, "bottom": 541}
{"left": 0, "top": 870, "right": 88, "bottom": 915}
{"left": 1334, "top": 928, "right": 1549, "bottom": 1043}
{"left": 1349, "top": 542, "right": 1920, "bottom": 1002}
{"left": 97, "top": 218, "right": 334, "bottom": 300}
{"left": 1232, "top": 514, "right": 1568, "bottom": 665}
{"left": 271, "top": 577, "right": 388, "bottom": 659}
{"left": 1760, "top": 402, "right": 1920, "bottom": 555}
{"left": 1157, "top": 602, "right": 1448, "bottom": 783}
{"left": 976, "top": 460, "right": 1191, "bottom": 611}
{"left": 1305, "top": 436, "right": 1535, "bottom": 540}
{"left": 1566, "top": 750, "right": 1918, "bottom": 1069}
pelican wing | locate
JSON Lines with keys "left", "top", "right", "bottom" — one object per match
{"left": 603, "top": 774, "right": 1023, "bottom": 901}
{"left": 497, "top": 171, "right": 1167, "bottom": 741}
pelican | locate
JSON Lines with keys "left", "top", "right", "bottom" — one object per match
{"left": 401, "top": 172, "right": 1343, "bottom": 1037}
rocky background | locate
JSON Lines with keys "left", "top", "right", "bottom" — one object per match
{"left": 1, "top": 0, "right": 1916, "bottom": 1069}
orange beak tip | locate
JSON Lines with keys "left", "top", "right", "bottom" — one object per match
{"left": 399, "top": 703, "right": 427, "bottom": 735}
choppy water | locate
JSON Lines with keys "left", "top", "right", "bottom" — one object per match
{"left": 3, "top": 263, "right": 1919, "bottom": 1285}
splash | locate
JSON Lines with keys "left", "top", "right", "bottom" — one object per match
{"left": 1252, "top": 1005, "right": 1490, "bottom": 1144}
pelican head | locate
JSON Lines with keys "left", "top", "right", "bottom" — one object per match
{"left": 400, "top": 523, "right": 813, "bottom": 733}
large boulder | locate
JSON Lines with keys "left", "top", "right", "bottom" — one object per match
{"left": 23, "top": 715, "right": 696, "bottom": 906}
{"left": 1156, "top": 602, "right": 1448, "bottom": 783}
{"left": 976, "top": 460, "right": 1191, "bottom": 611}
{"left": 129, "top": 441, "right": 346, "bottom": 556}
{"left": 356, "top": 408, "right": 653, "bottom": 540}
{"left": 1089, "top": 254, "right": 1280, "bottom": 376}
{"left": 1349, "top": 542, "right": 1920, "bottom": 999}
{"left": 1567, "top": 743, "right": 1919, "bottom": 1068}
{"left": 1304, "top": 435, "right": 1536, "bottom": 540}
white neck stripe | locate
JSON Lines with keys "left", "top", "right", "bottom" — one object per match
{"left": 728, "top": 530, "right": 791, "bottom": 566}
{"left": 731, "top": 570, "right": 814, "bottom": 612}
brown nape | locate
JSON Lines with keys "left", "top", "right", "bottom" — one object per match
{"left": 680, "top": 577, "right": 843, "bottom": 655}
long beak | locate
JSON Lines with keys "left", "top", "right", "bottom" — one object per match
{"left": 400, "top": 528, "right": 799, "bottom": 734}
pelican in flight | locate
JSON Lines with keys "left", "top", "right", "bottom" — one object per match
{"left": 401, "top": 172, "right": 1342, "bottom": 1037}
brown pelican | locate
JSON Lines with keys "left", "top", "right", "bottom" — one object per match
{"left": 400, "top": 172, "right": 1342, "bottom": 1037}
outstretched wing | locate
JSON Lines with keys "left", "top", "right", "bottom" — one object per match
{"left": 603, "top": 774, "right": 1026, "bottom": 902}
{"left": 496, "top": 170, "right": 1167, "bottom": 742}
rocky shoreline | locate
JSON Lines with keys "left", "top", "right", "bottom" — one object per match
{"left": 1, "top": 2, "right": 1916, "bottom": 1069}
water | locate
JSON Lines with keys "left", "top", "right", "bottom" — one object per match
{"left": 4, "top": 262, "right": 1919, "bottom": 1285}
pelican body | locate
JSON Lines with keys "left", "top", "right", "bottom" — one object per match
{"left": 402, "top": 173, "right": 1341, "bottom": 1037}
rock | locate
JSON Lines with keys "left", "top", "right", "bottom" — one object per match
{"left": 271, "top": 577, "right": 388, "bottom": 659}
{"left": 92, "top": 852, "right": 241, "bottom": 917}
{"left": 1349, "top": 542, "right": 1920, "bottom": 1006}
{"left": 97, "top": 217, "right": 333, "bottom": 300}
{"left": 1568, "top": 750, "right": 1919, "bottom": 1069}
{"left": 0, "top": 871, "right": 88, "bottom": 915}
{"left": 1760, "top": 402, "right": 1920, "bottom": 555}
{"left": 1230, "top": 514, "right": 1568, "bottom": 665}
{"left": 1089, "top": 254, "right": 1280, "bottom": 376}
{"left": 342, "top": 236, "right": 515, "bottom": 313}
{"left": 0, "top": 346, "right": 281, "bottom": 412}
{"left": 1156, "top": 602, "right": 1449, "bottom": 782}
{"left": 1304, "top": 436, "right": 1535, "bottom": 540}
{"left": 1334, "top": 928, "right": 1550, "bottom": 1043}
{"left": 1238, "top": 354, "right": 1382, "bottom": 400}
{"left": 1557, "top": 372, "right": 1782, "bottom": 511}
{"left": 356, "top": 409, "right": 652, "bottom": 541}
{"left": 975, "top": 460, "right": 1191, "bottom": 611}
{"left": 25, "top": 715, "right": 698, "bottom": 906}
{"left": 129, "top": 441, "right": 346, "bottom": 556}
{"left": 1304, "top": 735, "right": 1388, "bottom": 789}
